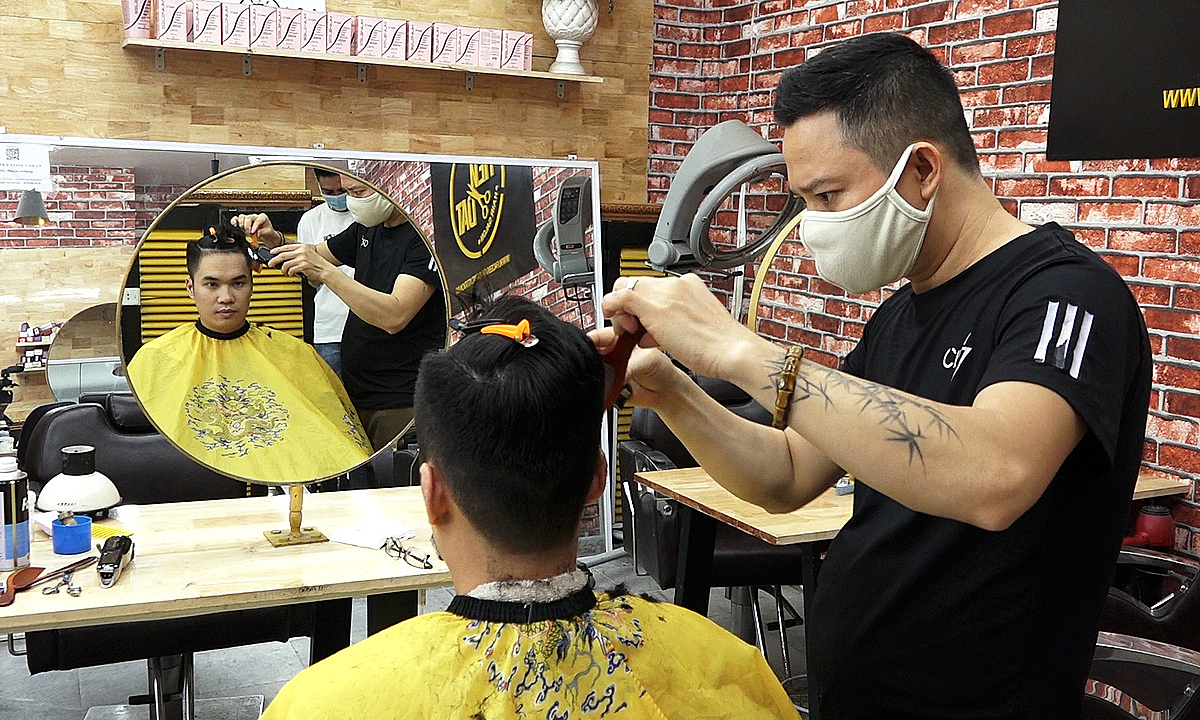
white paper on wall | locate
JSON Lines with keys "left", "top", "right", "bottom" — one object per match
{"left": 0, "top": 144, "right": 52, "bottom": 191}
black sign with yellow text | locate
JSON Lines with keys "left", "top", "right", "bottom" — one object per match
{"left": 1048, "top": 1, "right": 1200, "bottom": 160}
{"left": 430, "top": 163, "right": 537, "bottom": 313}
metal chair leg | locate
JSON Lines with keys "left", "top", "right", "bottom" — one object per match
{"left": 182, "top": 652, "right": 195, "bottom": 720}
{"left": 774, "top": 585, "right": 792, "bottom": 679}
{"left": 750, "top": 586, "right": 769, "bottom": 655}
{"left": 147, "top": 656, "right": 166, "bottom": 720}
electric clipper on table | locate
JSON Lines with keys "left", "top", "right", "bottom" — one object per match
{"left": 96, "top": 535, "right": 134, "bottom": 588}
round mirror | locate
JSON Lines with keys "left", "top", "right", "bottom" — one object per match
{"left": 117, "top": 161, "right": 450, "bottom": 485}
{"left": 46, "top": 303, "right": 128, "bottom": 402}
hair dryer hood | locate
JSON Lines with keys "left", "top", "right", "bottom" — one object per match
{"left": 35, "top": 445, "right": 121, "bottom": 515}
{"left": 649, "top": 120, "right": 802, "bottom": 270}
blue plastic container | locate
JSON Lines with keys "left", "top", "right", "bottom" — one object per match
{"left": 52, "top": 515, "right": 92, "bottom": 555}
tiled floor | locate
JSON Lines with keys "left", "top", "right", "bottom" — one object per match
{"left": 0, "top": 552, "right": 808, "bottom": 719}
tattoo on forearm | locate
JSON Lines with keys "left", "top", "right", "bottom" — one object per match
{"left": 763, "top": 354, "right": 960, "bottom": 465}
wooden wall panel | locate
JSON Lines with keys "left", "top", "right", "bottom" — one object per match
{"left": 0, "top": 0, "right": 651, "bottom": 203}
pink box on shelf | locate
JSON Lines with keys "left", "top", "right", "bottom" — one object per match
{"left": 248, "top": 5, "right": 277, "bottom": 49}
{"left": 380, "top": 18, "right": 407, "bottom": 60}
{"left": 406, "top": 21, "right": 432, "bottom": 63}
{"left": 477, "top": 28, "right": 502, "bottom": 69}
{"left": 523, "top": 31, "right": 533, "bottom": 70}
{"left": 221, "top": 2, "right": 250, "bottom": 46}
{"left": 122, "top": 0, "right": 152, "bottom": 39}
{"left": 431, "top": 23, "right": 457, "bottom": 65}
{"left": 326, "top": 12, "right": 354, "bottom": 55}
{"left": 155, "top": 0, "right": 192, "bottom": 41}
{"left": 501, "top": 30, "right": 525, "bottom": 71}
{"left": 353, "top": 16, "right": 386, "bottom": 57}
{"left": 299, "top": 11, "right": 325, "bottom": 53}
{"left": 277, "top": 8, "right": 303, "bottom": 51}
{"left": 454, "top": 27, "right": 480, "bottom": 66}
{"left": 192, "top": 0, "right": 221, "bottom": 45}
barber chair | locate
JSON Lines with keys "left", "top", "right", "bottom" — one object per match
{"left": 18, "top": 393, "right": 348, "bottom": 720}
{"left": 1084, "top": 632, "right": 1200, "bottom": 720}
{"left": 1078, "top": 547, "right": 1200, "bottom": 718}
{"left": 618, "top": 374, "right": 808, "bottom": 680}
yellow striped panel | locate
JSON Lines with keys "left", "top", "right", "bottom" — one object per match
{"left": 139, "top": 229, "right": 304, "bottom": 344}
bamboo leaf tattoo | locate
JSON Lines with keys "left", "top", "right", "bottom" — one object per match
{"left": 764, "top": 353, "right": 960, "bottom": 466}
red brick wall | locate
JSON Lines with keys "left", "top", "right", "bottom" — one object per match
{"left": 0, "top": 167, "right": 182, "bottom": 247}
{"left": 650, "top": 0, "right": 1200, "bottom": 550}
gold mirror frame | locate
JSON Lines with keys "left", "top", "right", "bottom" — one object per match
{"left": 116, "top": 160, "right": 452, "bottom": 487}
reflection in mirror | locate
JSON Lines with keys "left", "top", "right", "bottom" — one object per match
{"left": 46, "top": 303, "right": 128, "bottom": 402}
{"left": 120, "top": 163, "right": 450, "bottom": 485}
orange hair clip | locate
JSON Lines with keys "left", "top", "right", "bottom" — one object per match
{"left": 480, "top": 318, "right": 538, "bottom": 347}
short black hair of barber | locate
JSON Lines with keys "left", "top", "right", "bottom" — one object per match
{"left": 774, "top": 32, "right": 979, "bottom": 176}
{"left": 313, "top": 168, "right": 340, "bottom": 181}
{"left": 186, "top": 222, "right": 253, "bottom": 278}
{"left": 415, "top": 296, "right": 605, "bottom": 555}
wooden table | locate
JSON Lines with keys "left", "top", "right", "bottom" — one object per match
{"left": 0, "top": 487, "right": 451, "bottom": 661}
{"left": 634, "top": 467, "right": 1191, "bottom": 719}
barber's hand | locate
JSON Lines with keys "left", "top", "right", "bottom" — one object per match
{"left": 230, "top": 214, "right": 285, "bottom": 247}
{"left": 601, "top": 274, "right": 759, "bottom": 381}
{"left": 268, "top": 244, "right": 336, "bottom": 282}
{"left": 589, "top": 328, "right": 688, "bottom": 412}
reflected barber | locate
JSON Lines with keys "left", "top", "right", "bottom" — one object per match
{"left": 233, "top": 175, "right": 445, "bottom": 454}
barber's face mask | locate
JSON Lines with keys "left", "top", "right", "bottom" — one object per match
{"left": 799, "top": 144, "right": 935, "bottom": 295}
{"left": 322, "top": 192, "right": 348, "bottom": 212}
{"left": 346, "top": 191, "right": 394, "bottom": 227}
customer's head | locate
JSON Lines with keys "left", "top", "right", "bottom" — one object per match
{"left": 415, "top": 296, "right": 605, "bottom": 558}
{"left": 185, "top": 225, "right": 253, "bottom": 334}
{"left": 774, "top": 32, "right": 978, "bottom": 177}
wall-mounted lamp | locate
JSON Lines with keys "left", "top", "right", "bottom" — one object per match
{"left": 14, "top": 189, "right": 50, "bottom": 226}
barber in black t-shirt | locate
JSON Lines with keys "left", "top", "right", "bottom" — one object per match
{"left": 234, "top": 176, "right": 445, "bottom": 452}
{"left": 593, "top": 34, "right": 1151, "bottom": 720}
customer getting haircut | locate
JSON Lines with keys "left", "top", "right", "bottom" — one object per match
{"left": 185, "top": 223, "right": 254, "bottom": 278}
{"left": 414, "top": 296, "right": 605, "bottom": 555}
{"left": 774, "top": 32, "right": 980, "bottom": 176}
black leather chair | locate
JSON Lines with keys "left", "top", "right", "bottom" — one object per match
{"left": 618, "top": 374, "right": 809, "bottom": 677}
{"left": 20, "top": 393, "right": 348, "bottom": 720}
{"left": 1085, "top": 631, "right": 1200, "bottom": 719}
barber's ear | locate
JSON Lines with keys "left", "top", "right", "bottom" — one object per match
{"left": 909, "top": 143, "right": 942, "bottom": 203}
{"left": 586, "top": 452, "right": 608, "bottom": 504}
{"left": 420, "top": 461, "right": 452, "bottom": 527}
{"left": 185, "top": 277, "right": 195, "bottom": 300}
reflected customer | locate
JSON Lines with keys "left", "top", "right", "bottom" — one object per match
{"left": 260, "top": 296, "right": 799, "bottom": 720}
{"left": 233, "top": 176, "right": 445, "bottom": 452}
{"left": 297, "top": 168, "right": 356, "bottom": 377}
{"left": 127, "top": 225, "right": 371, "bottom": 484}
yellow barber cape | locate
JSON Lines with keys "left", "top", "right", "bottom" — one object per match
{"left": 261, "top": 592, "right": 800, "bottom": 720}
{"left": 127, "top": 323, "right": 371, "bottom": 484}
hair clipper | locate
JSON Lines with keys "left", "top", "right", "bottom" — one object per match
{"left": 96, "top": 535, "right": 134, "bottom": 588}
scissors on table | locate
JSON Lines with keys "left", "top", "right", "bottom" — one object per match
{"left": 42, "top": 571, "right": 82, "bottom": 597}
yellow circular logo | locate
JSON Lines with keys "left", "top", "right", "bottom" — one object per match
{"left": 450, "top": 164, "right": 507, "bottom": 260}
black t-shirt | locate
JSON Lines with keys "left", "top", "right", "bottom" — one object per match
{"left": 809, "top": 224, "right": 1152, "bottom": 720}
{"left": 326, "top": 220, "right": 445, "bottom": 410}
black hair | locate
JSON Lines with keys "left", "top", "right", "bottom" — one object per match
{"left": 415, "top": 296, "right": 605, "bottom": 555}
{"left": 313, "top": 168, "right": 341, "bottom": 181}
{"left": 774, "top": 33, "right": 979, "bottom": 176}
{"left": 186, "top": 222, "right": 253, "bottom": 278}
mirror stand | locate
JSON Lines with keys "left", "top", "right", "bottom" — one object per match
{"left": 264, "top": 485, "right": 329, "bottom": 547}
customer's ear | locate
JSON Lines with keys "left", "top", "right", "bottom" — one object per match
{"left": 585, "top": 452, "right": 608, "bottom": 504}
{"left": 420, "top": 461, "right": 451, "bottom": 526}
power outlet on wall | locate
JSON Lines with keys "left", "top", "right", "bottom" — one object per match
{"left": 122, "top": 288, "right": 140, "bottom": 305}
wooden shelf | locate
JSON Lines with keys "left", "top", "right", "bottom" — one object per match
{"left": 122, "top": 38, "right": 604, "bottom": 90}
{"left": 15, "top": 341, "right": 53, "bottom": 348}
{"left": 15, "top": 367, "right": 45, "bottom": 374}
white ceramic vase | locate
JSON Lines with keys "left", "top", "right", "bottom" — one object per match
{"left": 541, "top": 0, "right": 599, "bottom": 75}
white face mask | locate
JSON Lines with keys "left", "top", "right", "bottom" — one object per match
{"left": 346, "top": 192, "right": 394, "bottom": 227}
{"left": 799, "top": 144, "right": 935, "bottom": 295}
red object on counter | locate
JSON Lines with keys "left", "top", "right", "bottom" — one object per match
{"left": 1122, "top": 504, "right": 1175, "bottom": 548}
